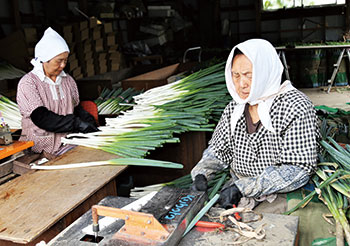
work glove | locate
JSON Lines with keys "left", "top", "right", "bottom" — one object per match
{"left": 191, "top": 174, "right": 208, "bottom": 192}
{"left": 218, "top": 184, "right": 242, "bottom": 209}
{"left": 74, "top": 118, "right": 99, "bottom": 133}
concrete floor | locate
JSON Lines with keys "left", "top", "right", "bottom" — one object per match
{"left": 300, "top": 87, "right": 350, "bottom": 110}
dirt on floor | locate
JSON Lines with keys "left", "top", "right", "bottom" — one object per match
{"left": 300, "top": 87, "right": 350, "bottom": 110}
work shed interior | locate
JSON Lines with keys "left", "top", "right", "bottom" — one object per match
{"left": 0, "top": 0, "right": 350, "bottom": 245}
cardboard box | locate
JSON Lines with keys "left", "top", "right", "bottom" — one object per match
{"left": 82, "top": 59, "right": 94, "bottom": 70}
{"left": 68, "top": 42, "right": 76, "bottom": 51}
{"left": 107, "top": 51, "right": 121, "bottom": 60}
{"left": 85, "top": 66, "right": 95, "bottom": 77}
{"left": 84, "top": 51, "right": 93, "bottom": 60}
{"left": 72, "top": 66, "right": 82, "bottom": 78}
{"left": 91, "top": 26, "right": 101, "bottom": 40}
{"left": 99, "top": 64, "right": 107, "bottom": 74}
{"left": 79, "top": 21, "right": 88, "bottom": 30}
{"left": 96, "top": 52, "right": 107, "bottom": 60}
{"left": 83, "top": 41, "right": 92, "bottom": 52}
{"left": 62, "top": 25, "right": 73, "bottom": 43}
{"left": 109, "top": 62, "right": 120, "bottom": 71}
{"left": 75, "top": 73, "right": 83, "bottom": 80}
{"left": 63, "top": 32, "right": 73, "bottom": 43}
{"left": 96, "top": 65, "right": 108, "bottom": 74}
{"left": 94, "top": 38, "right": 104, "bottom": 52}
{"left": 103, "top": 22, "right": 113, "bottom": 33}
{"left": 105, "top": 33, "right": 115, "bottom": 46}
{"left": 108, "top": 44, "right": 119, "bottom": 52}
{"left": 74, "top": 27, "right": 89, "bottom": 42}
{"left": 89, "top": 17, "right": 98, "bottom": 28}
{"left": 68, "top": 59, "right": 78, "bottom": 71}
{"left": 75, "top": 43, "right": 84, "bottom": 61}
{"left": 95, "top": 58, "right": 107, "bottom": 67}
{"left": 68, "top": 53, "right": 77, "bottom": 62}
{"left": 121, "top": 63, "right": 186, "bottom": 91}
{"left": 94, "top": 59, "right": 107, "bottom": 74}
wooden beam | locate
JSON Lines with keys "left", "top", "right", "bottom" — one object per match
{"left": 346, "top": 0, "right": 350, "bottom": 32}
{"left": 11, "top": 0, "right": 21, "bottom": 30}
{"left": 255, "top": 0, "right": 262, "bottom": 37}
{"left": 262, "top": 5, "right": 344, "bottom": 21}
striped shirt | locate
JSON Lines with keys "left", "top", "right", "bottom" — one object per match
{"left": 16, "top": 70, "right": 79, "bottom": 154}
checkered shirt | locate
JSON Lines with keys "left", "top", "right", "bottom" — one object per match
{"left": 209, "top": 89, "right": 320, "bottom": 177}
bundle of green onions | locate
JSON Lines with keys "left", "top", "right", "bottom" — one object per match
{"left": 95, "top": 87, "right": 141, "bottom": 115}
{"left": 0, "top": 94, "right": 21, "bottom": 129}
{"left": 285, "top": 136, "right": 350, "bottom": 244}
{"left": 130, "top": 169, "right": 229, "bottom": 199}
{"left": 31, "top": 158, "right": 183, "bottom": 170}
{"left": 62, "top": 62, "right": 231, "bottom": 158}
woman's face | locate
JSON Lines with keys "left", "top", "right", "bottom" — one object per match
{"left": 231, "top": 54, "right": 253, "bottom": 100}
{"left": 43, "top": 52, "right": 69, "bottom": 78}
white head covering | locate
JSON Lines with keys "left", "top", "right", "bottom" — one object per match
{"left": 31, "top": 27, "right": 70, "bottom": 68}
{"left": 30, "top": 27, "right": 70, "bottom": 100}
{"left": 225, "top": 39, "right": 295, "bottom": 134}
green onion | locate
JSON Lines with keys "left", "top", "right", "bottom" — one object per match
{"left": 31, "top": 158, "right": 183, "bottom": 170}
{"left": 62, "top": 63, "right": 230, "bottom": 159}
{"left": 95, "top": 87, "right": 141, "bottom": 115}
{"left": 0, "top": 94, "right": 21, "bottom": 129}
{"left": 183, "top": 194, "right": 220, "bottom": 237}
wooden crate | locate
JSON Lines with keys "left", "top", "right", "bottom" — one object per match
{"left": 121, "top": 62, "right": 197, "bottom": 91}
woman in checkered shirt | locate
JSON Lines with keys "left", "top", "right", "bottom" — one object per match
{"left": 17, "top": 28, "right": 98, "bottom": 156}
{"left": 191, "top": 39, "right": 320, "bottom": 209}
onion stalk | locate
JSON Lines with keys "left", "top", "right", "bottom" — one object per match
{"left": 62, "top": 63, "right": 230, "bottom": 158}
{"left": 31, "top": 158, "right": 183, "bottom": 170}
{"left": 95, "top": 87, "right": 141, "bottom": 115}
{"left": 0, "top": 94, "right": 21, "bottom": 129}
{"left": 285, "top": 135, "right": 350, "bottom": 245}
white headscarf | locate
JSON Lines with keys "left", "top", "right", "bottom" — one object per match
{"left": 225, "top": 39, "right": 295, "bottom": 134}
{"left": 30, "top": 27, "right": 70, "bottom": 100}
{"left": 31, "top": 27, "right": 69, "bottom": 68}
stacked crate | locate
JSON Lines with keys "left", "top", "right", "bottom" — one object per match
{"left": 61, "top": 18, "right": 122, "bottom": 79}
{"left": 62, "top": 24, "right": 82, "bottom": 80}
{"left": 73, "top": 20, "right": 92, "bottom": 78}
{"left": 103, "top": 22, "right": 121, "bottom": 72}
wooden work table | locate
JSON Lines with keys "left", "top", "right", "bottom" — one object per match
{"left": 0, "top": 146, "right": 127, "bottom": 245}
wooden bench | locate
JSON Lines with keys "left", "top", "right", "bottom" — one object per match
{"left": 0, "top": 146, "right": 127, "bottom": 245}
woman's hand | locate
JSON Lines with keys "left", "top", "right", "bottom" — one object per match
{"left": 191, "top": 174, "right": 208, "bottom": 192}
{"left": 218, "top": 184, "right": 242, "bottom": 209}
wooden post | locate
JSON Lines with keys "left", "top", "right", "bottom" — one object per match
{"left": 255, "top": 0, "right": 262, "bottom": 37}
{"left": 346, "top": 0, "right": 350, "bottom": 33}
{"left": 11, "top": 0, "right": 21, "bottom": 30}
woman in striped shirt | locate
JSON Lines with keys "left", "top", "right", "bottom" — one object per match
{"left": 17, "top": 27, "right": 98, "bottom": 156}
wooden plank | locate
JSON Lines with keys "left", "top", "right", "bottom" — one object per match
{"left": 0, "top": 146, "right": 126, "bottom": 244}
{"left": 0, "top": 179, "right": 117, "bottom": 246}
{"left": 0, "top": 159, "right": 13, "bottom": 178}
